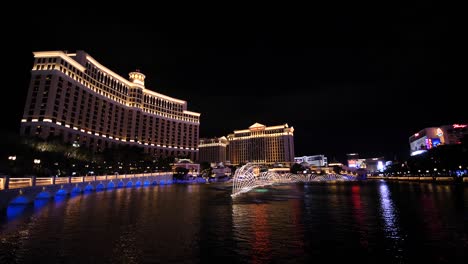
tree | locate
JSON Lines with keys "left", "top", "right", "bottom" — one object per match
{"left": 290, "top": 163, "right": 304, "bottom": 174}
{"left": 200, "top": 161, "right": 212, "bottom": 178}
{"left": 174, "top": 167, "right": 189, "bottom": 180}
{"left": 332, "top": 165, "right": 341, "bottom": 174}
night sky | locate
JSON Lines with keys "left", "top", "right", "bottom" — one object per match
{"left": 2, "top": 5, "right": 463, "bottom": 163}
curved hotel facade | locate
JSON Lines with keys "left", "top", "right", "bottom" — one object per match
{"left": 20, "top": 50, "right": 200, "bottom": 159}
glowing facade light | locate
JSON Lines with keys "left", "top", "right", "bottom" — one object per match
{"left": 33, "top": 159, "right": 41, "bottom": 164}
{"left": 410, "top": 150, "right": 427, "bottom": 156}
{"left": 8, "top": 156, "right": 16, "bottom": 161}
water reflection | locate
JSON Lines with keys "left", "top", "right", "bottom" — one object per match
{"left": 252, "top": 204, "right": 271, "bottom": 263}
{"left": 378, "top": 182, "right": 404, "bottom": 261}
{"left": 6, "top": 205, "right": 28, "bottom": 220}
{"left": 232, "top": 202, "right": 272, "bottom": 263}
{"left": 379, "top": 184, "right": 399, "bottom": 237}
{"left": 33, "top": 199, "right": 49, "bottom": 211}
{"left": 351, "top": 185, "right": 368, "bottom": 248}
{"left": 0, "top": 182, "right": 466, "bottom": 263}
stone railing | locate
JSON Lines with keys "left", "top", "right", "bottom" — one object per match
{"left": 0, "top": 173, "right": 169, "bottom": 190}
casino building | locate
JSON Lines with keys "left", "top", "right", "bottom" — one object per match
{"left": 226, "top": 123, "right": 295, "bottom": 166}
{"left": 20, "top": 50, "right": 200, "bottom": 159}
{"left": 409, "top": 124, "right": 468, "bottom": 156}
{"left": 198, "top": 136, "right": 228, "bottom": 164}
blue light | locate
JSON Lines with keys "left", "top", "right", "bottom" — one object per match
{"left": 107, "top": 182, "right": 115, "bottom": 189}
{"left": 7, "top": 205, "right": 28, "bottom": 220}
{"left": 118, "top": 181, "right": 124, "bottom": 188}
{"left": 144, "top": 180, "right": 150, "bottom": 186}
{"left": 126, "top": 181, "right": 133, "bottom": 187}
{"left": 34, "top": 199, "right": 49, "bottom": 211}
{"left": 10, "top": 195, "right": 29, "bottom": 205}
{"left": 54, "top": 195, "right": 66, "bottom": 204}
{"left": 135, "top": 181, "right": 141, "bottom": 187}
{"left": 96, "top": 183, "right": 105, "bottom": 191}
{"left": 71, "top": 187, "right": 81, "bottom": 193}
{"left": 85, "top": 184, "right": 94, "bottom": 192}
{"left": 55, "top": 189, "right": 67, "bottom": 196}
{"left": 36, "top": 191, "right": 52, "bottom": 199}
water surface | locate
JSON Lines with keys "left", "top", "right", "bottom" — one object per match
{"left": 0, "top": 181, "right": 467, "bottom": 263}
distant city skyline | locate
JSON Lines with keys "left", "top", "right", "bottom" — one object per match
{"left": 2, "top": 6, "right": 464, "bottom": 163}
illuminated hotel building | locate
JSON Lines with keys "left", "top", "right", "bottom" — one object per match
{"left": 198, "top": 137, "right": 228, "bottom": 163}
{"left": 346, "top": 153, "right": 386, "bottom": 172}
{"left": 20, "top": 50, "right": 200, "bottom": 159}
{"left": 409, "top": 123, "right": 468, "bottom": 156}
{"left": 226, "top": 123, "right": 295, "bottom": 166}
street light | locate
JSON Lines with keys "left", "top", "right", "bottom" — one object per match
{"left": 8, "top": 156, "right": 16, "bottom": 161}
{"left": 33, "top": 159, "right": 41, "bottom": 177}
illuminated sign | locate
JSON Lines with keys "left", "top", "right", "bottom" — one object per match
{"left": 425, "top": 138, "right": 432, "bottom": 150}
{"left": 377, "top": 161, "right": 384, "bottom": 172}
{"left": 411, "top": 150, "right": 427, "bottom": 156}
{"left": 453, "top": 124, "right": 467, "bottom": 128}
{"left": 436, "top": 128, "right": 444, "bottom": 137}
{"left": 432, "top": 138, "right": 441, "bottom": 147}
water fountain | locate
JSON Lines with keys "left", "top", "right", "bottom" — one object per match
{"left": 231, "top": 164, "right": 357, "bottom": 197}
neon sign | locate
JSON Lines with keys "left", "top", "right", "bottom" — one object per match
{"left": 437, "top": 128, "right": 444, "bottom": 137}
{"left": 453, "top": 124, "right": 467, "bottom": 128}
{"left": 426, "top": 138, "right": 432, "bottom": 150}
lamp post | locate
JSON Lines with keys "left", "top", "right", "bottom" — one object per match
{"left": 8, "top": 156, "right": 16, "bottom": 175}
{"left": 33, "top": 159, "right": 41, "bottom": 176}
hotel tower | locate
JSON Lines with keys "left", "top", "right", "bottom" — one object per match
{"left": 198, "top": 136, "right": 228, "bottom": 163}
{"left": 20, "top": 50, "right": 200, "bottom": 159}
{"left": 226, "top": 123, "right": 295, "bottom": 166}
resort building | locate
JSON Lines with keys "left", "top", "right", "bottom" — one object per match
{"left": 20, "top": 50, "right": 200, "bottom": 159}
{"left": 198, "top": 137, "right": 228, "bottom": 163}
{"left": 226, "top": 123, "right": 294, "bottom": 166}
{"left": 409, "top": 123, "right": 468, "bottom": 156}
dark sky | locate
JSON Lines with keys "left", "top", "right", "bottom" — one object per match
{"left": 1, "top": 5, "right": 463, "bottom": 163}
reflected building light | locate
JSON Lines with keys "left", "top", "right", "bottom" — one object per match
{"left": 379, "top": 183, "right": 401, "bottom": 242}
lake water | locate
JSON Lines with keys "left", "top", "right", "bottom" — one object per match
{"left": 0, "top": 181, "right": 467, "bottom": 263}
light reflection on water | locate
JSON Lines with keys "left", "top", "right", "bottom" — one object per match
{"left": 379, "top": 183, "right": 400, "bottom": 238}
{"left": 0, "top": 182, "right": 466, "bottom": 263}
{"left": 378, "top": 182, "right": 404, "bottom": 262}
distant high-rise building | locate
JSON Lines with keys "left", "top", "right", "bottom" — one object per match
{"left": 198, "top": 136, "right": 228, "bottom": 163}
{"left": 227, "top": 123, "right": 294, "bottom": 166}
{"left": 20, "top": 50, "right": 200, "bottom": 159}
{"left": 409, "top": 123, "right": 468, "bottom": 156}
